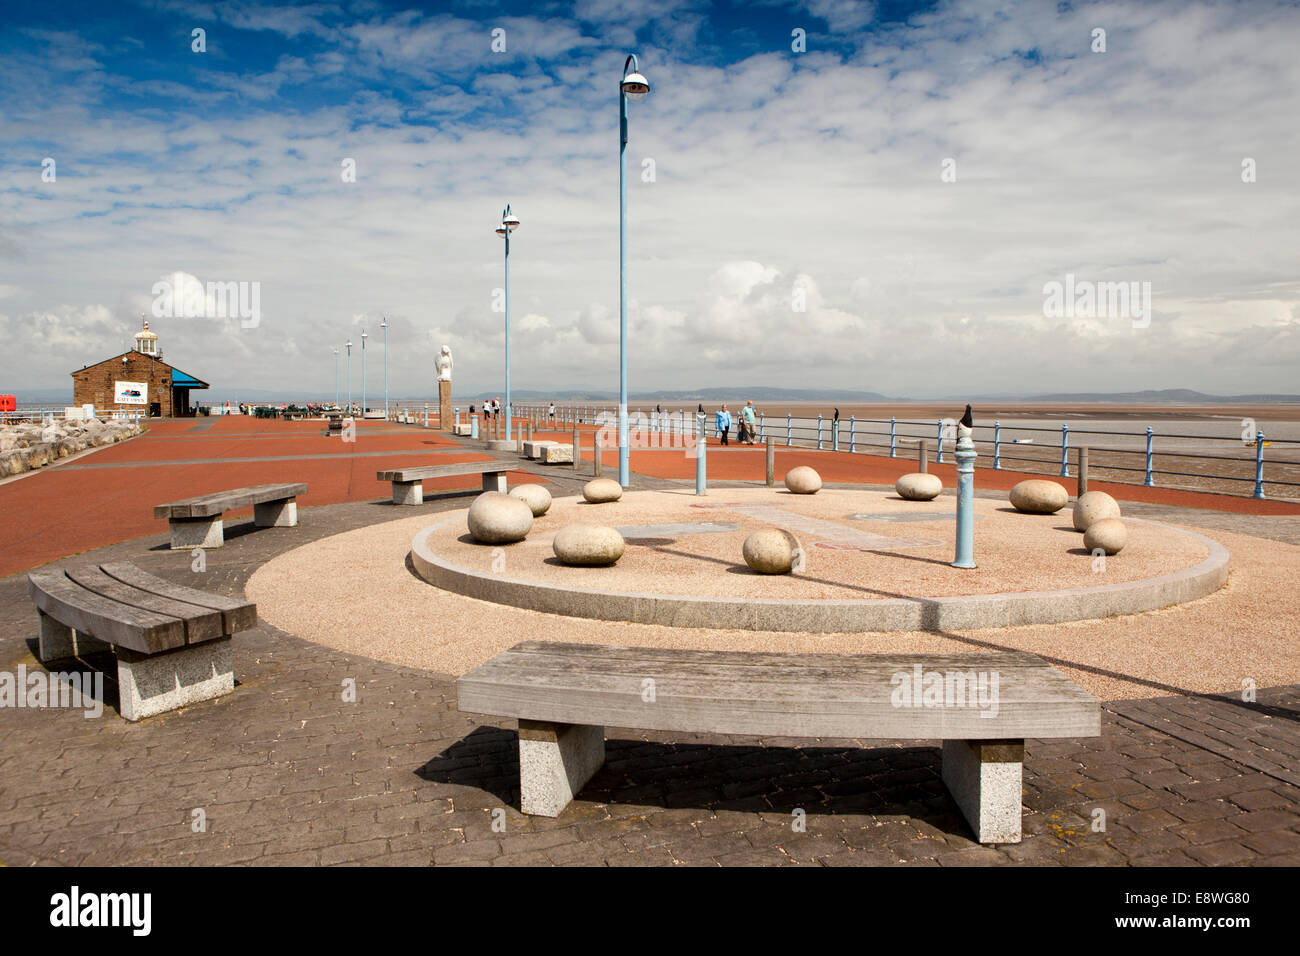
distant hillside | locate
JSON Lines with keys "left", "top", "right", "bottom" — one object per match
{"left": 463, "top": 386, "right": 894, "bottom": 402}
{"left": 1022, "top": 389, "right": 1300, "bottom": 404}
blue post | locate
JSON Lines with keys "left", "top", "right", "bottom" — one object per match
{"left": 832, "top": 420, "right": 839, "bottom": 452}
{"left": 817, "top": 414, "right": 823, "bottom": 449}
{"left": 849, "top": 416, "right": 856, "bottom": 453}
{"left": 889, "top": 417, "right": 896, "bottom": 458}
{"left": 1060, "top": 423, "right": 1070, "bottom": 477}
{"left": 1144, "top": 426, "right": 1154, "bottom": 486}
{"left": 760, "top": 412, "right": 765, "bottom": 441}
{"left": 504, "top": 224, "right": 512, "bottom": 441}
{"left": 993, "top": 420, "right": 1001, "bottom": 469}
{"left": 695, "top": 415, "right": 706, "bottom": 495}
{"left": 617, "top": 55, "right": 644, "bottom": 489}
{"left": 471, "top": 414, "right": 479, "bottom": 439}
{"left": 952, "top": 427, "right": 977, "bottom": 569}
{"left": 786, "top": 413, "right": 792, "bottom": 446}
{"left": 936, "top": 419, "right": 944, "bottom": 464}
{"left": 1254, "top": 430, "right": 1266, "bottom": 499}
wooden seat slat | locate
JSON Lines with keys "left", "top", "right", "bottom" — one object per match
{"left": 154, "top": 483, "right": 307, "bottom": 519}
{"left": 27, "top": 571, "right": 187, "bottom": 655}
{"left": 99, "top": 563, "right": 258, "bottom": 634}
{"left": 64, "top": 566, "right": 225, "bottom": 645}
{"left": 376, "top": 461, "right": 510, "bottom": 482}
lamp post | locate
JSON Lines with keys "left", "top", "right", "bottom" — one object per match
{"left": 333, "top": 348, "right": 340, "bottom": 408}
{"left": 618, "top": 53, "right": 650, "bottom": 488}
{"left": 495, "top": 204, "right": 520, "bottom": 440}
{"left": 381, "top": 317, "right": 389, "bottom": 420}
{"left": 358, "top": 330, "right": 369, "bottom": 416}
{"left": 346, "top": 340, "right": 352, "bottom": 414}
{"left": 952, "top": 422, "right": 977, "bottom": 569}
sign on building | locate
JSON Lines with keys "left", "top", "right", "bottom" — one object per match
{"left": 114, "top": 381, "right": 148, "bottom": 405}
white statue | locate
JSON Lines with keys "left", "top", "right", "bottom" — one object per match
{"left": 436, "top": 345, "right": 453, "bottom": 382}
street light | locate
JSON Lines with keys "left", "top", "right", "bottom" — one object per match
{"left": 495, "top": 203, "right": 520, "bottom": 440}
{"left": 361, "top": 329, "right": 368, "bottom": 416}
{"left": 381, "top": 316, "right": 389, "bottom": 420}
{"left": 618, "top": 53, "right": 649, "bottom": 488}
{"left": 346, "top": 340, "right": 353, "bottom": 413}
{"left": 333, "top": 348, "right": 340, "bottom": 408}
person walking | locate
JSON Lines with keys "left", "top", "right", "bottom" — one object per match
{"left": 716, "top": 404, "right": 732, "bottom": 446}
{"left": 548, "top": 402, "right": 556, "bottom": 423}
{"left": 741, "top": 400, "right": 758, "bottom": 444}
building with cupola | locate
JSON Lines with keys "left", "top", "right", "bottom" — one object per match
{"left": 70, "top": 317, "right": 210, "bottom": 417}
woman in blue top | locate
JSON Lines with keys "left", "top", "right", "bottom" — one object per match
{"left": 715, "top": 405, "right": 732, "bottom": 445}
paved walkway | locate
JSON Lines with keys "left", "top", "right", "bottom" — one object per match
{"left": 0, "top": 419, "right": 1296, "bottom": 865}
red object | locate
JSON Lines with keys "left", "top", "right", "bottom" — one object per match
{"left": 0, "top": 395, "right": 15, "bottom": 412}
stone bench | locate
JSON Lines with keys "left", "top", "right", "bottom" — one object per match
{"left": 521, "top": 441, "right": 573, "bottom": 463}
{"left": 377, "top": 460, "right": 511, "bottom": 505}
{"left": 154, "top": 483, "right": 307, "bottom": 550}
{"left": 27, "top": 562, "right": 257, "bottom": 721}
{"left": 458, "top": 641, "right": 1101, "bottom": 843}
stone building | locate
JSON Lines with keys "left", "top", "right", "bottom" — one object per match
{"left": 70, "top": 319, "right": 209, "bottom": 417}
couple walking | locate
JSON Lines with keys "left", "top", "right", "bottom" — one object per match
{"left": 715, "top": 401, "right": 758, "bottom": 446}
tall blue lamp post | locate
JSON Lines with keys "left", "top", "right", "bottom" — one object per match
{"left": 333, "top": 348, "right": 340, "bottom": 407}
{"left": 952, "top": 408, "right": 977, "bottom": 569}
{"left": 381, "top": 317, "right": 388, "bottom": 420}
{"left": 618, "top": 54, "right": 650, "bottom": 488}
{"left": 346, "top": 340, "right": 353, "bottom": 413}
{"left": 495, "top": 205, "right": 520, "bottom": 440}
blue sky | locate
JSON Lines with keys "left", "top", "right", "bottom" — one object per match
{"left": 1, "top": 0, "right": 1297, "bottom": 400}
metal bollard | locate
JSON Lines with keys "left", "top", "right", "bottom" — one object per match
{"left": 786, "top": 413, "right": 792, "bottom": 446}
{"left": 1253, "top": 430, "right": 1266, "bottom": 499}
{"left": 1078, "top": 446, "right": 1089, "bottom": 496}
{"left": 849, "top": 416, "right": 855, "bottom": 453}
{"left": 832, "top": 422, "right": 839, "bottom": 452}
{"left": 952, "top": 429, "right": 977, "bottom": 569}
{"left": 817, "top": 414, "right": 823, "bottom": 449}
{"left": 889, "top": 417, "right": 896, "bottom": 458}
{"left": 765, "top": 437, "right": 775, "bottom": 487}
{"left": 919, "top": 439, "right": 928, "bottom": 473}
{"left": 471, "top": 414, "right": 479, "bottom": 439}
{"left": 1060, "top": 424, "right": 1070, "bottom": 478}
{"left": 936, "top": 419, "right": 945, "bottom": 464}
{"left": 993, "top": 420, "right": 1001, "bottom": 469}
{"left": 696, "top": 417, "right": 707, "bottom": 495}
{"left": 1144, "top": 426, "right": 1155, "bottom": 487}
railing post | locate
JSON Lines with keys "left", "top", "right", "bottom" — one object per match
{"left": 889, "top": 417, "right": 896, "bottom": 458}
{"left": 1144, "top": 426, "right": 1155, "bottom": 487}
{"left": 817, "top": 414, "right": 823, "bottom": 450}
{"left": 993, "top": 420, "right": 1001, "bottom": 469}
{"left": 849, "top": 415, "right": 856, "bottom": 453}
{"left": 1060, "top": 423, "right": 1070, "bottom": 477}
{"left": 936, "top": 419, "right": 944, "bottom": 464}
{"left": 765, "top": 437, "right": 775, "bottom": 487}
{"left": 786, "top": 413, "right": 792, "bottom": 446}
{"left": 1254, "top": 430, "right": 1266, "bottom": 499}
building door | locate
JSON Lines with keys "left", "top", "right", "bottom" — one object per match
{"left": 149, "top": 402, "right": 161, "bottom": 418}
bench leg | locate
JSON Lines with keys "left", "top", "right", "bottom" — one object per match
{"left": 37, "top": 610, "right": 76, "bottom": 660}
{"left": 115, "top": 637, "right": 234, "bottom": 722}
{"left": 393, "top": 480, "right": 423, "bottom": 505}
{"left": 169, "top": 516, "right": 223, "bottom": 549}
{"left": 482, "top": 472, "right": 507, "bottom": 493}
{"left": 254, "top": 498, "right": 297, "bottom": 527}
{"left": 941, "top": 739, "right": 1024, "bottom": 844}
{"left": 518, "top": 719, "right": 605, "bottom": 817}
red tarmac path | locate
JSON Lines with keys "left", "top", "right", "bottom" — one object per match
{"left": 1, "top": 416, "right": 1296, "bottom": 580}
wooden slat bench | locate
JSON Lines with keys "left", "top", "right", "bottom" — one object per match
{"left": 458, "top": 641, "right": 1101, "bottom": 843}
{"left": 154, "top": 482, "right": 307, "bottom": 549}
{"left": 377, "top": 460, "right": 512, "bottom": 505}
{"left": 27, "top": 562, "right": 257, "bottom": 721}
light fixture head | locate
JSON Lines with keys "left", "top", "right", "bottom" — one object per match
{"left": 620, "top": 71, "right": 649, "bottom": 100}
{"left": 497, "top": 203, "right": 520, "bottom": 235}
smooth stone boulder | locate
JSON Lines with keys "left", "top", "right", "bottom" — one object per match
{"left": 1073, "top": 491, "right": 1120, "bottom": 531}
{"left": 553, "top": 524, "right": 625, "bottom": 566}
{"left": 1083, "top": 517, "right": 1127, "bottom": 555}
{"left": 509, "top": 483, "right": 552, "bottom": 517}
{"left": 742, "top": 528, "right": 800, "bottom": 574}
{"left": 466, "top": 492, "right": 533, "bottom": 544}
{"left": 1009, "top": 479, "right": 1068, "bottom": 514}
{"left": 784, "top": 466, "right": 822, "bottom": 494}
{"left": 583, "top": 478, "right": 623, "bottom": 503}
{"left": 895, "top": 472, "right": 943, "bottom": 501}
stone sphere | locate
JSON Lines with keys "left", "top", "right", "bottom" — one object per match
{"left": 509, "top": 483, "right": 552, "bottom": 517}
{"left": 553, "top": 524, "right": 625, "bottom": 566}
{"left": 784, "top": 466, "right": 822, "bottom": 494}
{"left": 466, "top": 492, "right": 533, "bottom": 544}
{"left": 583, "top": 478, "right": 623, "bottom": 503}
{"left": 1073, "top": 491, "right": 1121, "bottom": 531}
{"left": 742, "top": 529, "right": 800, "bottom": 574}
{"left": 1083, "top": 517, "right": 1127, "bottom": 555}
{"left": 895, "top": 472, "right": 943, "bottom": 501}
{"left": 1009, "top": 479, "right": 1069, "bottom": 514}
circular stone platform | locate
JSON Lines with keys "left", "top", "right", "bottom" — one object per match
{"left": 410, "top": 488, "right": 1228, "bottom": 633}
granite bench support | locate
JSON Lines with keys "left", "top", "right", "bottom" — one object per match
{"left": 378, "top": 461, "right": 510, "bottom": 505}
{"left": 154, "top": 483, "right": 307, "bottom": 550}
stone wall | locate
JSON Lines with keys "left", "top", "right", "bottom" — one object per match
{"left": 0, "top": 419, "right": 144, "bottom": 477}
{"left": 71, "top": 353, "right": 174, "bottom": 417}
